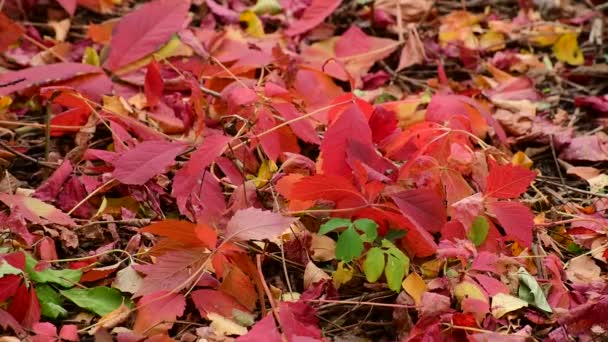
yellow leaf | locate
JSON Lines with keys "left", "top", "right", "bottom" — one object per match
{"left": 491, "top": 293, "right": 528, "bottom": 318}
{"left": 402, "top": 272, "right": 426, "bottom": 305}
{"left": 333, "top": 261, "right": 353, "bottom": 288}
{"left": 82, "top": 47, "right": 100, "bottom": 66}
{"left": 248, "top": 159, "right": 277, "bottom": 188}
{"left": 553, "top": 33, "right": 583, "bottom": 66}
{"left": 511, "top": 151, "right": 533, "bottom": 169}
{"left": 0, "top": 96, "right": 12, "bottom": 112}
{"left": 420, "top": 259, "right": 443, "bottom": 278}
{"left": 208, "top": 313, "right": 248, "bottom": 336}
{"left": 454, "top": 279, "right": 488, "bottom": 304}
{"left": 479, "top": 31, "right": 505, "bottom": 51}
{"left": 239, "top": 10, "right": 265, "bottom": 38}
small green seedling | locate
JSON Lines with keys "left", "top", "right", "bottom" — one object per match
{"left": 319, "top": 218, "right": 410, "bottom": 291}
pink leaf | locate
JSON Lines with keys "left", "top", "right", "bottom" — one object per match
{"left": 486, "top": 200, "right": 534, "bottom": 247}
{"left": 285, "top": 0, "right": 341, "bottom": 36}
{"left": 144, "top": 59, "right": 164, "bottom": 107}
{"left": 57, "top": 0, "right": 77, "bottom": 15}
{"left": 58, "top": 325, "right": 78, "bottom": 341}
{"left": 391, "top": 189, "right": 447, "bottom": 234}
{"left": 279, "top": 302, "right": 323, "bottom": 340}
{"left": 133, "top": 291, "right": 186, "bottom": 335}
{"left": 103, "top": 0, "right": 191, "bottom": 71}
{"left": 0, "top": 63, "right": 103, "bottom": 96}
{"left": 226, "top": 208, "right": 297, "bottom": 241}
{"left": 0, "top": 193, "right": 75, "bottom": 227}
{"left": 113, "top": 141, "right": 187, "bottom": 185}
{"left": 254, "top": 109, "right": 281, "bottom": 161}
{"left": 473, "top": 274, "right": 510, "bottom": 296}
{"left": 172, "top": 134, "right": 231, "bottom": 216}
{"left": 485, "top": 160, "right": 536, "bottom": 199}
{"left": 237, "top": 313, "right": 281, "bottom": 342}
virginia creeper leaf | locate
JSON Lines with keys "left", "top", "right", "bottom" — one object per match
{"left": 385, "top": 254, "right": 406, "bottom": 292}
{"left": 225, "top": 208, "right": 297, "bottom": 241}
{"left": 60, "top": 287, "right": 129, "bottom": 316}
{"left": 363, "top": 247, "right": 385, "bottom": 282}
{"left": 335, "top": 226, "right": 364, "bottom": 262}
{"left": 318, "top": 218, "right": 351, "bottom": 235}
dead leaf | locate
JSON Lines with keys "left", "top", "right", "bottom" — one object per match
{"left": 491, "top": 293, "right": 528, "bottom": 318}
{"left": 402, "top": 272, "right": 426, "bottom": 305}
{"left": 208, "top": 312, "right": 248, "bottom": 336}
{"left": 112, "top": 266, "right": 143, "bottom": 294}
{"left": 310, "top": 234, "right": 336, "bottom": 262}
{"left": 89, "top": 304, "right": 131, "bottom": 335}
{"left": 304, "top": 261, "right": 330, "bottom": 289}
{"left": 566, "top": 256, "right": 601, "bottom": 284}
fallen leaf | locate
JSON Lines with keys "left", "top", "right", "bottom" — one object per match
{"left": 112, "top": 141, "right": 187, "bottom": 185}
{"left": 285, "top": 0, "right": 341, "bottom": 36}
{"left": 485, "top": 160, "right": 536, "bottom": 199}
{"left": 565, "top": 255, "right": 601, "bottom": 284}
{"left": 103, "top": 0, "right": 191, "bottom": 71}
{"left": 304, "top": 261, "right": 331, "bottom": 289}
{"left": 133, "top": 291, "right": 185, "bottom": 336}
{"left": 310, "top": 234, "right": 336, "bottom": 262}
{"left": 491, "top": 293, "right": 528, "bottom": 318}
{"left": 553, "top": 33, "right": 583, "bottom": 66}
{"left": 402, "top": 272, "right": 426, "bottom": 305}
{"left": 90, "top": 304, "right": 131, "bottom": 335}
{"left": 208, "top": 312, "right": 248, "bottom": 336}
{"left": 112, "top": 266, "right": 143, "bottom": 294}
{"left": 225, "top": 208, "right": 297, "bottom": 241}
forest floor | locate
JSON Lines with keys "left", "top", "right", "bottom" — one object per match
{"left": 0, "top": 0, "right": 608, "bottom": 341}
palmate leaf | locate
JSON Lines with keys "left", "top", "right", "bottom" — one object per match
{"left": 319, "top": 218, "right": 351, "bottom": 235}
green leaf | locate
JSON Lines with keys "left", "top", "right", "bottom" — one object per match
{"left": 36, "top": 284, "right": 67, "bottom": 319}
{"left": 0, "top": 260, "right": 23, "bottom": 277}
{"left": 319, "top": 218, "right": 352, "bottom": 235}
{"left": 354, "top": 219, "right": 378, "bottom": 242}
{"left": 387, "top": 246, "right": 410, "bottom": 271}
{"left": 517, "top": 267, "right": 552, "bottom": 313}
{"left": 251, "top": 0, "right": 282, "bottom": 14}
{"left": 384, "top": 229, "right": 406, "bottom": 242}
{"left": 363, "top": 247, "right": 385, "bottom": 282}
{"left": 335, "top": 226, "right": 364, "bottom": 262}
{"left": 385, "top": 254, "right": 406, "bottom": 292}
{"left": 25, "top": 253, "right": 82, "bottom": 287}
{"left": 60, "top": 286, "right": 129, "bottom": 316}
{"left": 468, "top": 216, "right": 489, "bottom": 247}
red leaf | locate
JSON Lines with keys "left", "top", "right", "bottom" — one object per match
{"left": 112, "top": 141, "right": 187, "bottom": 185}
{"left": 278, "top": 302, "right": 322, "bottom": 340}
{"left": 8, "top": 284, "right": 40, "bottom": 328}
{"left": 0, "top": 276, "right": 21, "bottom": 302}
{"left": 191, "top": 289, "right": 249, "bottom": 318}
{"left": 320, "top": 102, "right": 373, "bottom": 176}
{"left": 219, "top": 264, "right": 257, "bottom": 311}
{"left": 254, "top": 108, "right": 281, "bottom": 161}
{"left": 237, "top": 313, "right": 281, "bottom": 342}
{"left": 34, "top": 160, "right": 73, "bottom": 202}
{"left": 134, "top": 249, "right": 208, "bottom": 297}
{"left": 103, "top": 0, "right": 191, "bottom": 71}
{"left": 289, "top": 174, "right": 368, "bottom": 210}
{"left": 272, "top": 102, "right": 321, "bottom": 144}
{"left": 285, "top": 0, "right": 341, "bottom": 36}
{"left": 0, "top": 63, "right": 103, "bottom": 96}
{"left": 0, "top": 308, "right": 25, "bottom": 337}
{"left": 57, "top": 0, "right": 77, "bottom": 15}
{"left": 486, "top": 200, "right": 535, "bottom": 247}
{"left": 390, "top": 189, "right": 447, "bottom": 234}
{"left": 226, "top": 208, "right": 297, "bottom": 241}
{"left": 0, "top": 12, "right": 24, "bottom": 52}
{"left": 172, "top": 134, "right": 231, "bottom": 216}
{"left": 144, "top": 59, "right": 164, "bottom": 107}
{"left": 133, "top": 291, "right": 186, "bottom": 335}
{"left": 141, "top": 219, "right": 217, "bottom": 250}
{"left": 426, "top": 93, "right": 507, "bottom": 142}
{"left": 369, "top": 107, "right": 397, "bottom": 143}
{"left": 485, "top": 160, "right": 536, "bottom": 199}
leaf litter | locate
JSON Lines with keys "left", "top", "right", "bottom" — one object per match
{"left": 0, "top": 0, "right": 607, "bottom": 341}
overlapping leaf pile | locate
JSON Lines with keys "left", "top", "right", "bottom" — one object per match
{"left": 0, "top": 0, "right": 607, "bottom": 340}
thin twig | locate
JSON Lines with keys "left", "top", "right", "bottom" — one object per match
{"left": 0, "top": 140, "right": 58, "bottom": 169}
